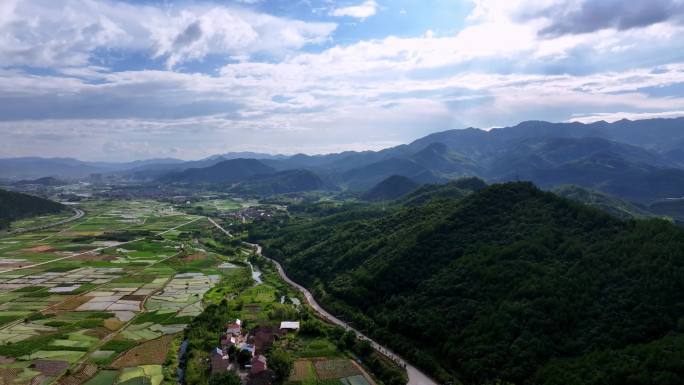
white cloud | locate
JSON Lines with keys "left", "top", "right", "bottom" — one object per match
{"left": 2, "top": 0, "right": 684, "bottom": 160}
{"left": 0, "top": 0, "right": 336, "bottom": 69}
{"left": 331, "top": 0, "right": 378, "bottom": 19}
{"left": 568, "top": 110, "right": 684, "bottom": 124}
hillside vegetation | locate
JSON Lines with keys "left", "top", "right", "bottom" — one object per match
{"left": 0, "top": 188, "right": 66, "bottom": 230}
{"left": 552, "top": 185, "right": 658, "bottom": 220}
{"left": 252, "top": 182, "right": 684, "bottom": 385}
{"left": 362, "top": 175, "right": 420, "bottom": 202}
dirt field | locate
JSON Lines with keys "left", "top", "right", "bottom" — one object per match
{"left": 103, "top": 319, "right": 126, "bottom": 331}
{"left": 314, "top": 359, "right": 361, "bottom": 380}
{"left": 290, "top": 359, "right": 316, "bottom": 382}
{"left": 53, "top": 296, "right": 93, "bottom": 311}
{"left": 85, "top": 327, "right": 111, "bottom": 339}
{"left": 110, "top": 335, "right": 173, "bottom": 368}
{"left": 183, "top": 254, "right": 205, "bottom": 262}
{"left": 32, "top": 360, "right": 69, "bottom": 376}
{"left": 21, "top": 246, "right": 55, "bottom": 253}
{"left": 0, "top": 367, "right": 23, "bottom": 385}
{"left": 56, "top": 363, "right": 98, "bottom": 385}
{"left": 121, "top": 295, "right": 146, "bottom": 302}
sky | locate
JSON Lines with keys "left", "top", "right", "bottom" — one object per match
{"left": 1, "top": 0, "right": 684, "bottom": 161}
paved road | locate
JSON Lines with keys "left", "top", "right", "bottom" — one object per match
{"left": 205, "top": 217, "right": 439, "bottom": 385}
{"left": 242, "top": 242, "right": 440, "bottom": 385}
{"left": 7, "top": 207, "right": 85, "bottom": 235}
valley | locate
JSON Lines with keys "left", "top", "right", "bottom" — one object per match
{"left": 0, "top": 197, "right": 406, "bottom": 385}
{"left": 2, "top": 117, "right": 684, "bottom": 385}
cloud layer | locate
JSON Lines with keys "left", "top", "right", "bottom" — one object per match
{"left": 1, "top": 0, "right": 684, "bottom": 161}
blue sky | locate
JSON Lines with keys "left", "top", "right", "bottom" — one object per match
{"left": 1, "top": 0, "right": 684, "bottom": 161}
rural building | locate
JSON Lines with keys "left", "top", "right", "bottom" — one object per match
{"left": 250, "top": 325, "right": 281, "bottom": 354}
{"left": 210, "top": 347, "right": 231, "bottom": 374}
{"left": 249, "top": 355, "right": 268, "bottom": 375}
{"left": 239, "top": 343, "right": 256, "bottom": 356}
{"left": 279, "top": 321, "right": 300, "bottom": 333}
{"left": 226, "top": 319, "right": 242, "bottom": 335}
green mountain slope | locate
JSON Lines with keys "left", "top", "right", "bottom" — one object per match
{"left": 552, "top": 184, "right": 657, "bottom": 220}
{"left": 0, "top": 188, "right": 66, "bottom": 230}
{"left": 400, "top": 176, "right": 487, "bottom": 205}
{"left": 649, "top": 198, "right": 684, "bottom": 223}
{"left": 229, "top": 169, "right": 327, "bottom": 195}
{"left": 160, "top": 158, "right": 275, "bottom": 183}
{"left": 253, "top": 183, "right": 684, "bottom": 385}
{"left": 362, "top": 175, "right": 421, "bottom": 202}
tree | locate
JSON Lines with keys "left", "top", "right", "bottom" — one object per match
{"left": 208, "top": 371, "right": 240, "bottom": 385}
{"left": 237, "top": 349, "right": 252, "bottom": 367}
{"left": 353, "top": 339, "right": 373, "bottom": 357}
{"left": 268, "top": 349, "right": 293, "bottom": 381}
{"left": 338, "top": 330, "right": 356, "bottom": 350}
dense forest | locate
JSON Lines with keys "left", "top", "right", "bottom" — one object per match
{"left": 250, "top": 181, "right": 684, "bottom": 385}
{"left": 0, "top": 188, "right": 66, "bottom": 230}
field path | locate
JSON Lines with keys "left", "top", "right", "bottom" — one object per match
{"left": 0, "top": 217, "right": 201, "bottom": 274}
{"left": 207, "top": 217, "right": 231, "bottom": 237}
{"left": 206, "top": 219, "right": 440, "bottom": 385}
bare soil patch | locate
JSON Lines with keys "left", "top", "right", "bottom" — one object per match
{"left": 183, "top": 254, "right": 205, "bottom": 262}
{"left": 85, "top": 327, "right": 111, "bottom": 339}
{"left": 314, "top": 358, "right": 361, "bottom": 380}
{"left": 53, "top": 296, "right": 93, "bottom": 311}
{"left": 110, "top": 335, "right": 173, "bottom": 368}
{"left": 103, "top": 318, "right": 126, "bottom": 331}
{"left": 31, "top": 360, "right": 69, "bottom": 376}
{"left": 22, "top": 245, "right": 55, "bottom": 253}
{"left": 121, "top": 295, "right": 146, "bottom": 301}
{"left": 56, "top": 363, "right": 98, "bottom": 385}
{"left": 290, "top": 359, "right": 315, "bottom": 382}
{"left": 0, "top": 356, "right": 15, "bottom": 364}
{"left": 0, "top": 368, "right": 23, "bottom": 385}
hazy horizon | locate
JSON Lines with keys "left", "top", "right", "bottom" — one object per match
{"left": 4, "top": 115, "right": 684, "bottom": 163}
{"left": 2, "top": 0, "right": 684, "bottom": 161}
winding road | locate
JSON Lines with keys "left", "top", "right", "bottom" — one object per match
{"left": 242, "top": 240, "right": 440, "bottom": 385}
{"left": 205, "top": 216, "right": 439, "bottom": 384}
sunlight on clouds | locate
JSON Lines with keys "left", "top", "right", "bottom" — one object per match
{"left": 330, "top": 0, "right": 378, "bottom": 19}
{"left": 568, "top": 110, "right": 684, "bottom": 123}
{"left": 0, "top": 0, "right": 336, "bottom": 68}
{"left": 1, "top": 0, "right": 684, "bottom": 159}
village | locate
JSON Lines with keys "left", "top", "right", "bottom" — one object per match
{"left": 210, "top": 318, "right": 300, "bottom": 385}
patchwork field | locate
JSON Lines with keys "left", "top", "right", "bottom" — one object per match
{"left": 1, "top": 197, "right": 387, "bottom": 385}
{"left": 0, "top": 199, "right": 230, "bottom": 385}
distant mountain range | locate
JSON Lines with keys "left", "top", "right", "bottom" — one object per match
{"left": 2, "top": 117, "right": 684, "bottom": 202}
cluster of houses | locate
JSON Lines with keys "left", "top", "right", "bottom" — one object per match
{"left": 219, "top": 206, "right": 278, "bottom": 223}
{"left": 211, "top": 319, "right": 300, "bottom": 385}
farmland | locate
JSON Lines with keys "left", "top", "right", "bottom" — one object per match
{"left": 0, "top": 199, "right": 230, "bottom": 385}
{"left": 0, "top": 197, "right": 397, "bottom": 385}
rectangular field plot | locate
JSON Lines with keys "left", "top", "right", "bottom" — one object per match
{"left": 145, "top": 272, "right": 219, "bottom": 317}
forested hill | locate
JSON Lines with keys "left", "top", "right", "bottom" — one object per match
{"left": 0, "top": 188, "right": 66, "bottom": 230}
{"left": 252, "top": 182, "right": 684, "bottom": 385}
